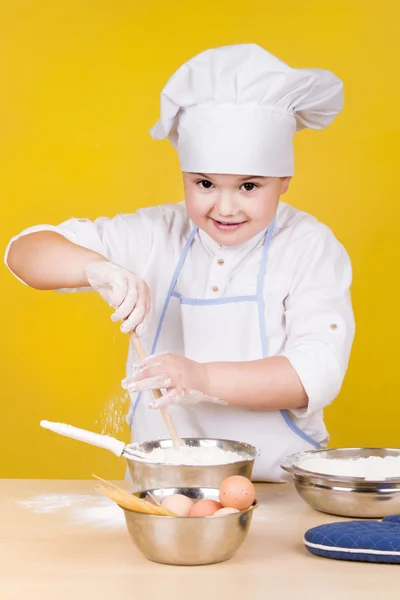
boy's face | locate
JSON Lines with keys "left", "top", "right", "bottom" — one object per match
{"left": 183, "top": 173, "right": 290, "bottom": 247}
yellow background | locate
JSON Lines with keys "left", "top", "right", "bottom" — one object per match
{"left": 1, "top": 1, "right": 399, "bottom": 478}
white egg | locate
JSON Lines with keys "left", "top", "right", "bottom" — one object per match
{"left": 161, "top": 494, "right": 194, "bottom": 516}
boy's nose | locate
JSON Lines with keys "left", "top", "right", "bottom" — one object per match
{"left": 214, "top": 192, "right": 238, "bottom": 216}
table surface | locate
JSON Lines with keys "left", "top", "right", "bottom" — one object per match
{"left": 0, "top": 479, "right": 398, "bottom": 600}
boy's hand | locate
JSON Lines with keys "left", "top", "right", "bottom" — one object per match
{"left": 121, "top": 353, "right": 226, "bottom": 408}
{"left": 86, "top": 261, "right": 151, "bottom": 334}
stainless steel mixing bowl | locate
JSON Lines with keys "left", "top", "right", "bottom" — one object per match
{"left": 126, "top": 438, "right": 257, "bottom": 492}
{"left": 122, "top": 486, "right": 258, "bottom": 565}
{"left": 281, "top": 447, "right": 400, "bottom": 518}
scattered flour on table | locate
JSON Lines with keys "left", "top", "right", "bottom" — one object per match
{"left": 299, "top": 456, "right": 400, "bottom": 480}
{"left": 69, "top": 502, "right": 125, "bottom": 529}
{"left": 125, "top": 445, "right": 248, "bottom": 465}
{"left": 16, "top": 493, "right": 125, "bottom": 529}
{"left": 17, "top": 493, "right": 90, "bottom": 513}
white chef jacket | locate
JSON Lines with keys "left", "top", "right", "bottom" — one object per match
{"left": 5, "top": 201, "right": 355, "bottom": 444}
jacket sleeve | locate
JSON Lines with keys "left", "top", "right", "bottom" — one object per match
{"left": 4, "top": 212, "right": 156, "bottom": 289}
{"left": 279, "top": 224, "right": 355, "bottom": 417}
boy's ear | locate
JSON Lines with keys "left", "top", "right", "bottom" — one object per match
{"left": 280, "top": 177, "right": 292, "bottom": 195}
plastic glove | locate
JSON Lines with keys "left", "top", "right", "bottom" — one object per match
{"left": 86, "top": 261, "right": 151, "bottom": 334}
{"left": 121, "top": 352, "right": 227, "bottom": 409}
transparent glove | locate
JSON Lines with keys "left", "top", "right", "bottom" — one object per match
{"left": 121, "top": 352, "right": 227, "bottom": 408}
{"left": 86, "top": 261, "right": 151, "bottom": 334}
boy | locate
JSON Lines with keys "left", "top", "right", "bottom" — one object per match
{"left": 6, "top": 44, "right": 355, "bottom": 481}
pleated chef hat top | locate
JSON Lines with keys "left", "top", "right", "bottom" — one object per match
{"left": 150, "top": 44, "right": 343, "bottom": 176}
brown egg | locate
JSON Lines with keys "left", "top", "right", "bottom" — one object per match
{"left": 219, "top": 476, "right": 256, "bottom": 510}
{"left": 213, "top": 507, "right": 240, "bottom": 517}
{"left": 161, "top": 494, "right": 194, "bottom": 516}
{"left": 189, "top": 499, "right": 222, "bottom": 517}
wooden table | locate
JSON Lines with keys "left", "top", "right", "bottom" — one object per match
{"left": 0, "top": 480, "right": 397, "bottom": 599}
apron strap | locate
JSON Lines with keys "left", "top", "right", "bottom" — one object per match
{"left": 150, "top": 226, "right": 198, "bottom": 355}
{"left": 257, "top": 215, "right": 276, "bottom": 359}
{"left": 130, "top": 225, "right": 198, "bottom": 421}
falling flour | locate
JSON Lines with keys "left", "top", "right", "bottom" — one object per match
{"left": 95, "top": 393, "right": 130, "bottom": 437}
{"left": 125, "top": 444, "right": 248, "bottom": 466}
{"left": 299, "top": 456, "right": 400, "bottom": 480}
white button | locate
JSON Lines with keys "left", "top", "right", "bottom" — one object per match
{"left": 212, "top": 286, "right": 219, "bottom": 293}
{"left": 217, "top": 258, "right": 225, "bottom": 265}
{"left": 330, "top": 324, "right": 338, "bottom": 330}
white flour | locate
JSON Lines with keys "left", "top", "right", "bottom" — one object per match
{"left": 70, "top": 503, "right": 125, "bottom": 528}
{"left": 16, "top": 493, "right": 126, "bottom": 529}
{"left": 17, "top": 493, "right": 90, "bottom": 513}
{"left": 299, "top": 456, "right": 400, "bottom": 480}
{"left": 125, "top": 445, "right": 248, "bottom": 465}
{"left": 95, "top": 393, "right": 130, "bottom": 437}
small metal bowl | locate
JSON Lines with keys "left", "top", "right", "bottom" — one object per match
{"left": 126, "top": 438, "right": 257, "bottom": 492}
{"left": 281, "top": 447, "right": 400, "bottom": 518}
{"left": 121, "top": 487, "right": 258, "bottom": 566}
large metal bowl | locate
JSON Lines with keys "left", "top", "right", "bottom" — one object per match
{"left": 122, "top": 486, "right": 258, "bottom": 565}
{"left": 281, "top": 447, "right": 400, "bottom": 518}
{"left": 126, "top": 438, "right": 257, "bottom": 492}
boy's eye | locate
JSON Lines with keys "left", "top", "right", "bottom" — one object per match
{"left": 240, "top": 182, "right": 258, "bottom": 192}
{"left": 197, "top": 180, "right": 214, "bottom": 189}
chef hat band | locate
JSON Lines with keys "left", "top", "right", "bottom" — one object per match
{"left": 150, "top": 44, "right": 343, "bottom": 177}
{"left": 176, "top": 107, "right": 296, "bottom": 176}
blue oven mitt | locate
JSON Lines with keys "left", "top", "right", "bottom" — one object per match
{"left": 382, "top": 514, "right": 400, "bottom": 524}
{"left": 304, "top": 515, "right": 400, "bottom": 564}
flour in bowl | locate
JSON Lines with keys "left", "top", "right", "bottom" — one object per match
{"left": 125, "top": 445, "right": 248, "bottom": 466}
{"left": 299, "top": 456, "right": 400, "bottom": 480}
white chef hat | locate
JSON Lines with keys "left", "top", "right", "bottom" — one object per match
{"left": 150, "top": 44, "right": 343, "bottom": 176}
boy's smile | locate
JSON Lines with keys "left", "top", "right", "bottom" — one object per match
{"left": 210, "top": 217, "right": 248, "bottom": 232}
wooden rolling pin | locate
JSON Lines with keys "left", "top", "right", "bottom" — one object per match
{"left": 129, "top": 332, "right": 181, "bottom": 450}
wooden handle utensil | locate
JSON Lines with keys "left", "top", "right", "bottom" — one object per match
{"left": 129, "top": 332, "right": 181, "bottom": 449}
